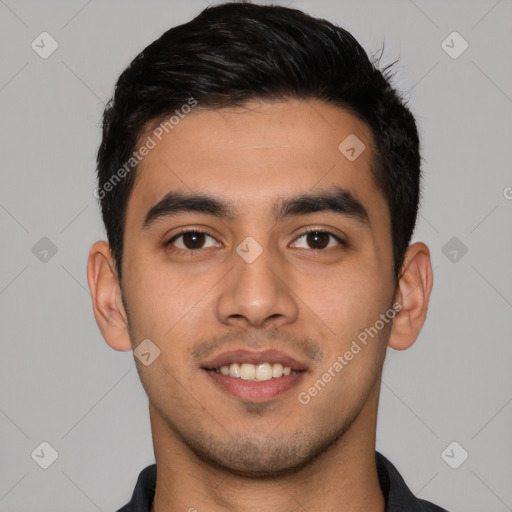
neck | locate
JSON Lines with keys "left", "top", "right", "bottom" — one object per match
{"left": 150, "top": 388, "right": 385, "bottom": 512}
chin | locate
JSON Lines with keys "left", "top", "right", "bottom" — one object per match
{"left": 180, "top": 424, "right": 349, "bottom": 479}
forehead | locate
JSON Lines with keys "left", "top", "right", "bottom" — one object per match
{"left": 127, "top": 99, "right": 388, "bottom": 231}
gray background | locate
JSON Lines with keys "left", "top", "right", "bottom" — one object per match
{"left": 1, "top": 0, "right": 511, "bottom": 510}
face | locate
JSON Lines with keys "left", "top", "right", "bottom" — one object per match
{"left": 118, "top": 99, "right": 397, "bottom": 477}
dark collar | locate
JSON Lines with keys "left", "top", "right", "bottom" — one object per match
{"left": 116, "top": 451, "right": 449, "bottom": 511}
{"left": 375, "top": 452, "right": 449, "bottom": 511}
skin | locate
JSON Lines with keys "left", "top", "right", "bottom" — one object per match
{"left": 87, "top": 99, "right": 433, "bottom": 512}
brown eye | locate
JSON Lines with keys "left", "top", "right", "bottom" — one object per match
{"left": 305, "top": 232, "right": 330, "bottom": 249}
{"left": 290, "top": 230, "right": 345, "bottom": 250}
{"left": 167, "top": 230, "right": 219, "bottom": 251}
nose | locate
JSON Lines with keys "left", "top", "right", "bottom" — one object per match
{"left": 215, "top": 241, "right": 299, "bottom": 329}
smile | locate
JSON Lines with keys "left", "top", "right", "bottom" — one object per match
{"left": 201, "top": 349, "right": 308, "bottom": 402}
{"left": 215, "top": 362, "right": 295, "bottom": 381}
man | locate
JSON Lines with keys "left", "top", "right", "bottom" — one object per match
{"left": 87, "top": 2, "right": 447, "bottom": 511}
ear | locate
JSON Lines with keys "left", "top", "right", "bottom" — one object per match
{"left": 388, "top": 242, "right": 433, "bottom": 351}
{"left": 87, "top": 240, "right": 132, "bottom": 352}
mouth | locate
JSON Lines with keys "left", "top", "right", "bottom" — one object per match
{"left": 213, "top": 362, "right": 297, "bottom": 380}
{"left": 201, "top": 349, "right": 308, "bottom": 402}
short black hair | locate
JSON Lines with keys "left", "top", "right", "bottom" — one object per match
{"left": 96, "top": 1, "right": 422, "bottom": 285}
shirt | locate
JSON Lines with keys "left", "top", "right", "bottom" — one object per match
{"left": 116, "top": 451, "right": 450, "bottom": 511}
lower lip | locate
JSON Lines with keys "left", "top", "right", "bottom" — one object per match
{"left": 204, "top": 369, "right": 305, "bottom": 402}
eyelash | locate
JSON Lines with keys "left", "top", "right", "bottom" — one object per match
{"left": 165, "top": 228, "right": 347, "bottom": 254}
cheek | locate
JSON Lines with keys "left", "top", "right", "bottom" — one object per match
{"left": 123, "top": 248, "right": 186, "bottom": 321}
{"left": 311, "top": 263, "right": 387, "bottom": 323}
{"left": 307, "top": 265, "right": 391, "bottom": 364}
{"left": 122, "top": 251, "right": 223, "bottom": 355}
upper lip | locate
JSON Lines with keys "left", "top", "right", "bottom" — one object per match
{"left": 201, "top": 349, "right": 308, "bottom": 372}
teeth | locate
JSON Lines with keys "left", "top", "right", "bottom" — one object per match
{"left": 240, "top": 363, "right": 256, "bottom": 380}
{"left": 272, "top": 363, "right": 283, "bottom": 378}
{"left": 230, "top": 363, "right": 241, "bottom": 378}
{"left": 216, "top": 362, "right": 295, "bottom": 380}
{"left": 255, "top": 362, "right": 273, "bottom": 381}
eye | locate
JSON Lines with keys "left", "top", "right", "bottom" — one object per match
{"left": 165, "top": 228, "right": 346, "bottom": 254}
{"left": 290, "top": 230, "right": 345, "bottom": 250}
{"left": 167, "top": 229, "right": 220, "bottom": 251}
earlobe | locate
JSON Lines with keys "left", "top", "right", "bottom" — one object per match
{"left": 87, "top": 241, "right": 132, "bottom": 352}
{"left": 388, "top": 242, "right": 433, "bottom": 351}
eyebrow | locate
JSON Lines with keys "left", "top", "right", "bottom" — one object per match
{"left": 142, "top": 185, "right": 370, "bottom": 230}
